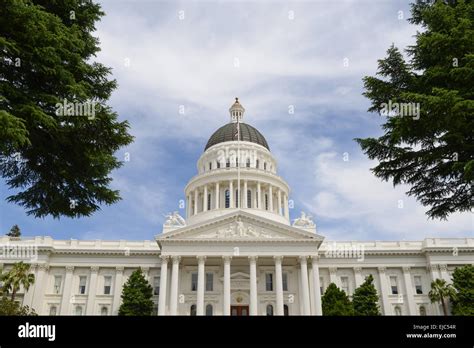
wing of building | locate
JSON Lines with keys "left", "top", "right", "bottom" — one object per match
{"left": 2, "top": 99, "right": 473, "bottom": 316}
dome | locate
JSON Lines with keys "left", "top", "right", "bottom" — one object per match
{"left": 204, "top": 122, "right": 270, "bottom": 151}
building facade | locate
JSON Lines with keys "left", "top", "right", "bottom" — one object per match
{"left": 1, "top": 99, "right": 473, "bottom": 316}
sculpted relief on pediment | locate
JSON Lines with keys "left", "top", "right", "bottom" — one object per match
{"left": 192, "top": 218, "right": 290, "bottom": 239}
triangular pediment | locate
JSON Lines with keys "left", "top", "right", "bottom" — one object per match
{"left": 156, "top": 211, "right": 324, "bottom": 243}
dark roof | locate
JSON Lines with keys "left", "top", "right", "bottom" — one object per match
{"left": 205, "top": 122, "right": 269, "bottom": 151}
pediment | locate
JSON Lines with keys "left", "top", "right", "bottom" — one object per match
{"left": 157, "top": 211, "right": 324, "bottom": 243}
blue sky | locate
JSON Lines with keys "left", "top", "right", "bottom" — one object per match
{"left": 1, "top": 0, "right": 472, "bottom": 241}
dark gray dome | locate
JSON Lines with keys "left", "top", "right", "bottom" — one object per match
{"left": 205, "top": 123, "right": 269, "bottom": 151}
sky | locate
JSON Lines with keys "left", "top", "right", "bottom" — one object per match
{"left": 0, "top": 0, "right": 472, "bottom": 242}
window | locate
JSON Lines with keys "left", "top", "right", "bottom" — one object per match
{"left": 265, "top": 273, "right": 273, "bottom": 291}
{"left": 153, "top": 276, "right": 160, "bottom": 296}
{"left": 264, "top": 162, "right": 267, "bottom": 170}
{"left": 256, "top": 159, "right": 260, "bottom": 169}
{"left": 235, "top": 189, "right": 239, "bottom": 208}
{"left": 236, "top": 158, "right": 239, "bottom": 167}
{"left": 103, "top": 276, "right": 112, "bottom": 295}
{"left": 390, "top": 276, "right": 398, "bottom": 295}
{"left": 49, "top": 306, "right": 57, "bottom": 316}
{"left": 191, "top": 273, "right": 198, "bottom": 291}
{"left": 394, "top": 306, "right": 402, "bottom": 316}
{"left": 225, "top": 190, "right": 230, "bottom": 208}
{"left": 216, "top": 162, "right": 220, "bottom": 169}
{"left": 256, "top": 192, "right": 259, "bottom": 208}
{"left": 341, "top": 276, "right": 349, "bottom": 294}
{"left": 266, "top": 304, "right": 274, "bottom": 316}
{"left": 284, "top": 304, "right": 289, "bottom": 316}
{"left": 206, "top": 273, "right": 213, "bottom": 292}
{"left": 101, "top": 306, "right": 108, "bottom": 316}
{"left": 190, "top": 304, "right": 197, "bottom": 316}
{"left": 209, "top": 162, "right": 212, "bottom": 170}
{"left": 419, "top": 306, "right": 426, "bottom": 316}
{"left": 320, "top": 277, "right": 324, "bottom": 295}
{"left": 246, "top": 159, "right": 250, "bottom": 168}
{"left": 247, "top": 190, "right": 252, "bottom": 208}
{"left": 265, "top": 194, "right": 269, "bottom": 210}
{"left": 75, "top": 306, "right": 83, "bottom": 316}
{"left": 226, "top": 160, "right": 230, "bottom": 168}
{"left": 206, "top": 304, "right": 213, "bottom": 316}
{"left": 79, "top": 276, "right": 87, "bottom": 294}
{"left": 54, "top": 275, "right": 62, "bottom": 294}
{"left": 282, "top": 273, "right": 288, "bottom": 291}
{"left": 207, "top": 193, "right": 211, "bottom": 211}
{"left": 414, "top": 276, "right": 423, "bottom": 294}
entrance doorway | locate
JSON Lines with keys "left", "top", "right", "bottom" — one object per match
{"left": 231, "top": 305, "right": 249, "bottom": 316}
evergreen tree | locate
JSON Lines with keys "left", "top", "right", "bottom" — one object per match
{"left": 118, "top": 268, "right": 154, "bottom": 316}
{"left": 6, "top": 224, "right": 21, "bottom": 237}
{"left": 322, "top": 283, "right": 353, "bottom": 316}
{"left": 356, "top": 0, "right": 474, "bottom": 220}
{"left": 451, "top": 264, "right": 474, "bottom": 315}
{"left": 352, "top": 275, "right": 381, "bottom": 316}
{"left": 0, "top": 0, "right": 133, "bottom": 218}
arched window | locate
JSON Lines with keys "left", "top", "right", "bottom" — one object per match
{"left": 419, "top": 306, "right": 426, "bottom": 316}
{"left": 225, "top": 190, "right": 230, "bottom": 208}
{"left": 394, "top": 306, "right": 402, "bottom": 316}
{"left": 247, "top": 190, "right": 252, "bottom": 208}
{"left": 206, "top": 304, "right": 213, "bottom": 316}
{"left": 207, "top": 193, "right": 211, "bottom": 211}
{"left": 284, "top": 304, "right": 289, "bottom": 316}
{"left": 75, "top": 306, "right": 83, "bottom": 316}
{"left": 101, "top": 306, "right": 108, "bottom": 316}
{"left": 190, "top": 304, "right": 197, "bottom": 316}
{"left": 246, "top": 159, "right": 250, "bottom": 168}
{"left": 266, "top": 304, "right": 274, "bottom": 316}
{"left": 49, "top": 306, "right": 57, "bottom": 316}
{"left": 265, "top": 194, "right": 269, "bottom": 210}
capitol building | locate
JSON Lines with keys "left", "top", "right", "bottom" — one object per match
{"left": 2, "top": 99, "right": 473, "bottom": 316}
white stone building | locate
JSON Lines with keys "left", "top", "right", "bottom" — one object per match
{"left": 1, "top": 99, "right": 473, "bottom": 316}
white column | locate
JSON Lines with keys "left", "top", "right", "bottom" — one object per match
{"left": 32, "top": 264, "right": 49, "bottom": 314}
{"left": 257, "top": 182, "right": 262, "bottom": 209}
{"left": 439, "top": 264, "right": 450, "bottom": 283}
{"left": 274, "top": 256, "right": 284, "bottom": 315}
{"left": 249, "top": 256, "right": 258, "bottom": 315}
{"left": 197, "top": 256, "right": 206, "bottom": 315}
{"left": 193, "top": 190, "right": 198, "bottom": 215}
{"left": 23, "top": 264, "right": 37, "bottom": 308}
{"left": 403, "top": 267, "right": 416, "bottom": 315}
{"left": 60, "top": 266, "right": 74, "bottom": 315}
{"left": 268, "top": 185, "right": 273, "bottom": 212}
{"left": 277, "top": 189, "right": 282, "bottom": 215}
{"left": 283, "top": 193, "right": 289, "bottom": 219}
{"left": 215, "top": 182, "right": 220, "bottom": 209}
{"left": 311, "top": 256, "right": 322, "bottom": 315}
{"left": 244, "top": 180, "right": 248, "bottom": 208}
{"left": 158, "top": 256, "right": 169, "bottom": 315}
{"left": 229, "top": 181, "right": 234, "bottom": 208}
{"left": 354, "top": 267, "right": 364, "bottom": 288}
{"left": 86, "top": 266, "right": 99, "bottom": 315}
{"left": 203, "top": 185, "right": 208, "bottom": 212}
{"left": 169, "top": 256, "right": 181, "bottom": 315}
{"left": 329, "top": 267, "right": 338, "bottom": 287}
{"left": 299, "top": 256, "right": 311, "bottom": 315}
{"left": 223, "top": 256, "right": 231, "bottom": 316}
{"left": 112, "top": 267, "right": 124, "bottom": 315}
{"left": 378, "top": 267, "right": 391, "bottom": 315}
{"left": 186, "top": 195, "right": 191, "bottom": 218}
